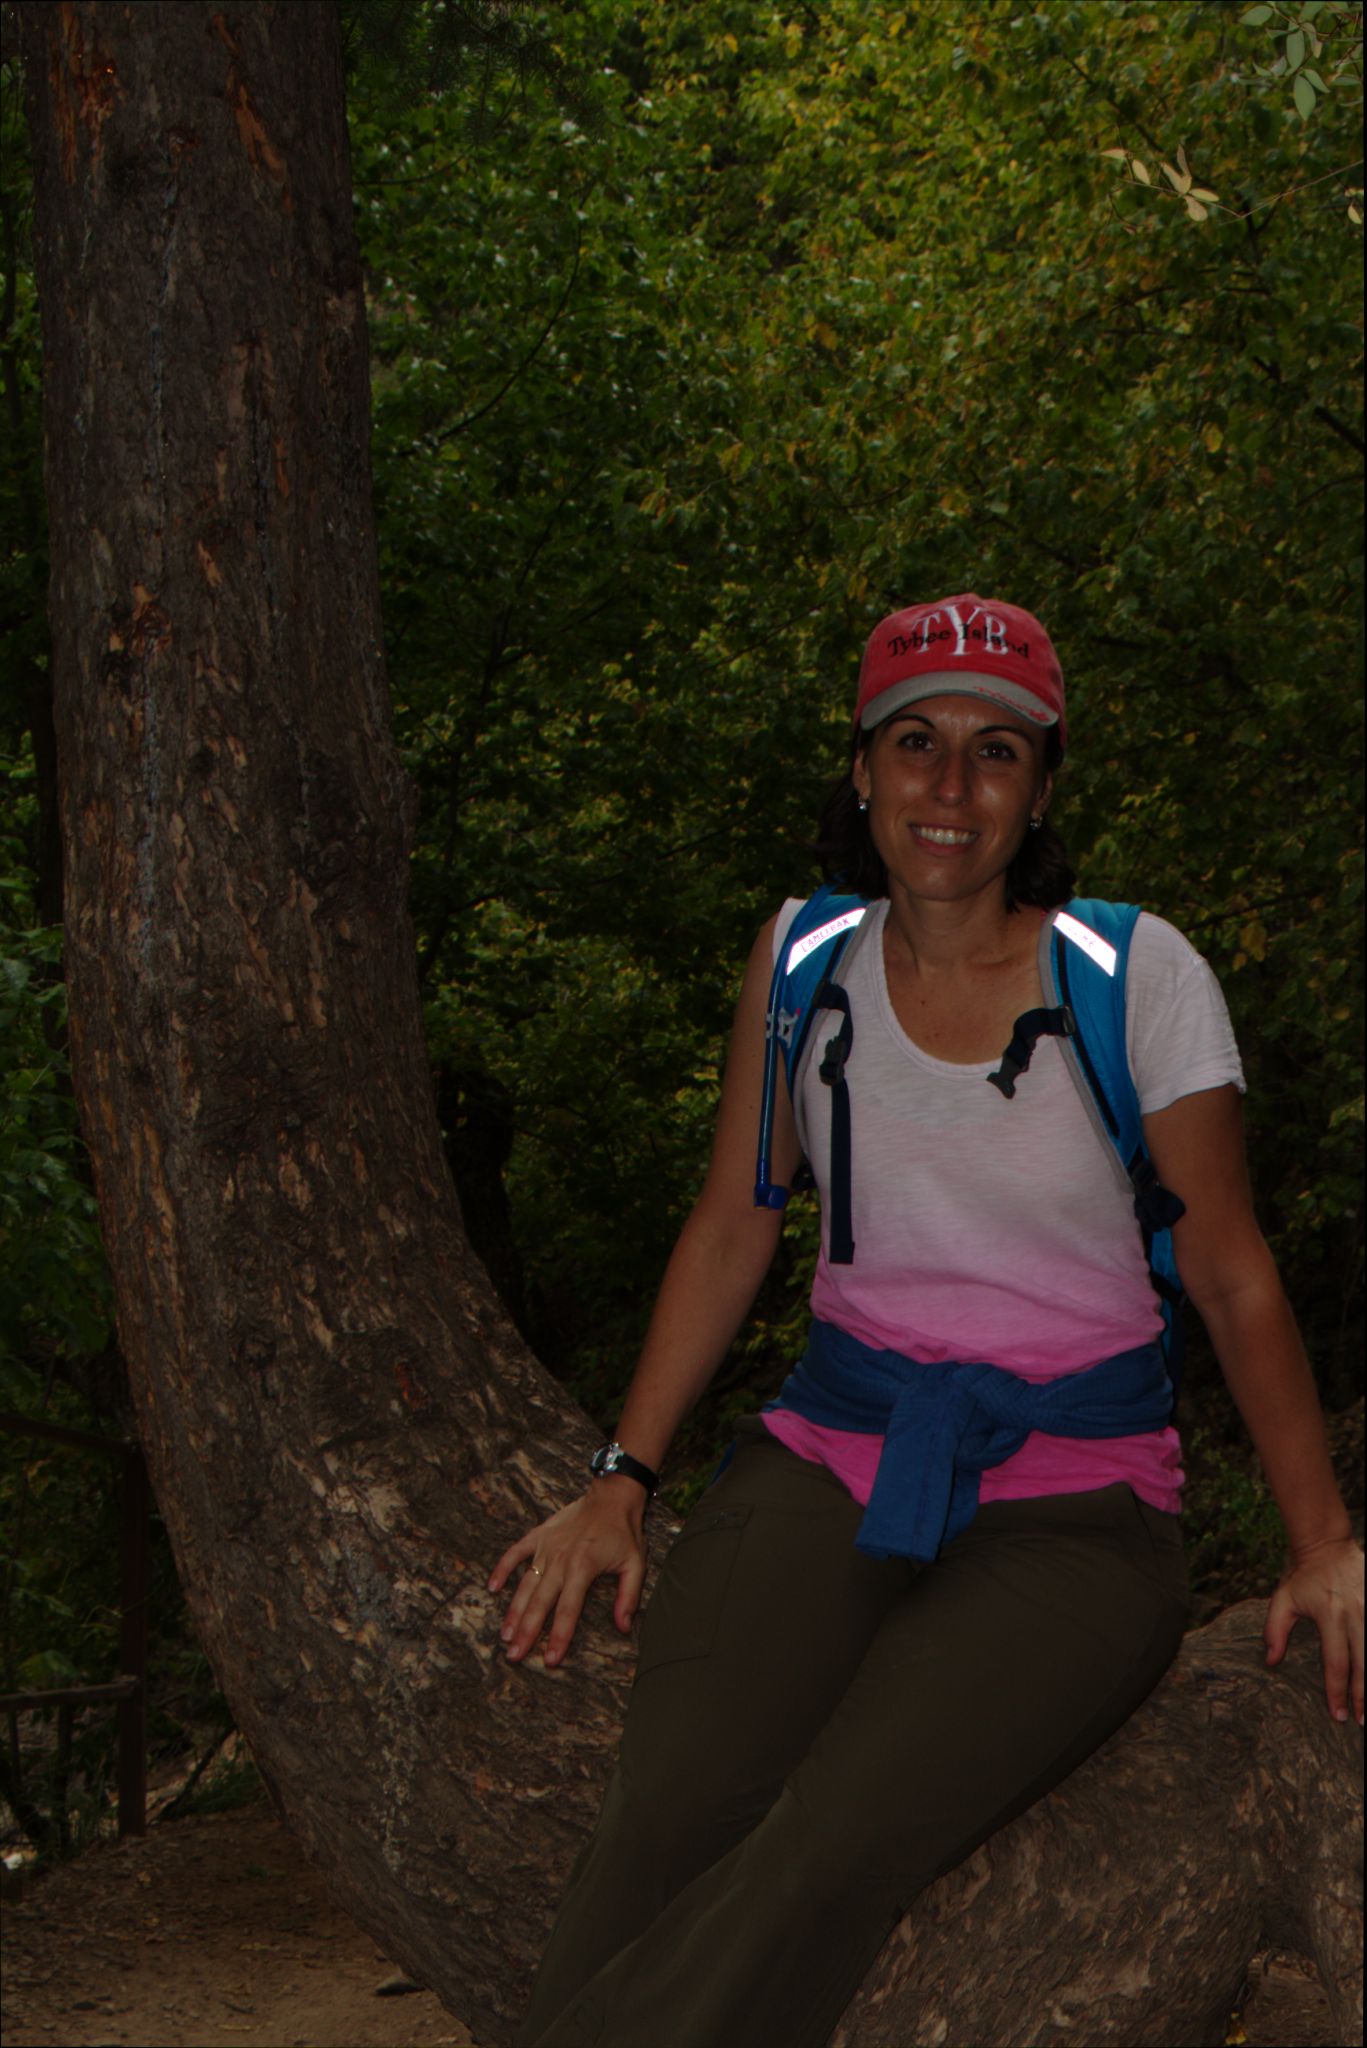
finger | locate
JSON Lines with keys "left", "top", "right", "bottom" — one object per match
{"left": 494, "top": 1557, "right": 550, "bottom": 1641}
{"left": 542, "top": 1568, "right": 597, "bottom": 1667}
{"left": 500, "top": 1556, "right": 557, "bottom": 1654}
{"left": 502, "top": 1559, "right": 560, "bottom": 1660}
{"left": 613, "top": 1551, "right": 647, "bottom": 1633}
{"left": 487, "top": 1531, "right": 537, "bottom": 1593}
{"left": 1322, "top": 1636, "right": 1351, "bottom": 1724}
{"left": 498, "top": 1553, "right": 550, "bottom": 1639}
{"left": 1263, "top": 1584, "right": 1296, "bottom": 1666}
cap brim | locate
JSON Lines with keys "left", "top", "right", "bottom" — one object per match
{"left": 859, "top": 671, "right": 1059, "bottom": 732}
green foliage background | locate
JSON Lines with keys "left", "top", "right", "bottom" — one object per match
{"left": 1, "top": 0, "right": 1362, "bottom": 1847}
{"left": 348, "top": 0, "right": 1365, "bottom": 1421}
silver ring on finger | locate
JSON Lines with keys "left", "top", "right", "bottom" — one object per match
{"left": 528, "top": 1563, "right": 544, "bottom": 1578}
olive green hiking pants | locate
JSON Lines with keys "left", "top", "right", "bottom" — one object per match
{"left": 516, "top": 1416, "right": 1189, "bottom": 2048}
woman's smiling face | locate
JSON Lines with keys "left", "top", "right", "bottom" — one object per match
{"left": 852, "top": 693, "right": 1053, "bottom": 908}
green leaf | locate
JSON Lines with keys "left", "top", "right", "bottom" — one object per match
{"left": 1239, "top": 2, "right": 1274, "bottom": 20}
{"left": 17, "top": 1647, "right": 82, "bottom": 1689}
{"left": 1285, "top": 27, "right": 1306, "bottom": 70}
{"left": 1293, "top": 72, "right": 1317, "bottom": 117}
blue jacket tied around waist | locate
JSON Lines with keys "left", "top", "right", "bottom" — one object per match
{"left": 765, "top": 1320, "right": 1174, "bottom": 1563}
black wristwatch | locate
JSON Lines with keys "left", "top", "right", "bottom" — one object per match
{"left": 590, "top": 1441, "right": 659, "bottom": 1498}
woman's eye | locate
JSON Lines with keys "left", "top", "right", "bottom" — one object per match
{"left": 980, "top": 742, "right": 1019, "bottom": 761}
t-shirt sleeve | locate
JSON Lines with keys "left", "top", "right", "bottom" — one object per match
{"left": 1125, "top": 913, "right": 1245, "bottom": 1115}
{"left": 772, "top": 896, "right": 805, "bottom": 967}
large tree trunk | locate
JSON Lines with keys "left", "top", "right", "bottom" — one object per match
{"left": 19, "top": 7, "right": 1361, "bottom": 2045}
{"left": 840, "top": 1599, "right": 1362, "bottom": 2048}
{"left": 17, "top": 4, "right": 624, "bottom": 2036}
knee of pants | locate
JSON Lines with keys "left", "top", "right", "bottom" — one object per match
{"left": 616, "top": 1675, "right": 791, "bottom": 1846}
{"left": 748, "top": 1780, "right": 884, "bottom": 1895}
{"left": 756, "top": 1763, "right": 978, "bottom": 1912}
{"left": 590, "top": 1759, "right": 772, "bottom": 1902}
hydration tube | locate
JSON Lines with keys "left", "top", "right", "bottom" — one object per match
{"left": 754, "top": 945, "right": 791, "bottom": 1210}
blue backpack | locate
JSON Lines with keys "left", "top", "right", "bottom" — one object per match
{"left": 754, "top": 885, "right": 1189, "bottom": 1388}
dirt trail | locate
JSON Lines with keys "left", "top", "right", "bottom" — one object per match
{"left": 0, "top": 1796, "right": 1341, "bottom": 2047}
{"left": 0, "top": 1800, "right": 476, "bottom": 2047}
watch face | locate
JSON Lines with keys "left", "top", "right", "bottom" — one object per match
{"left": 592, "top": 1445, "right": 618, "bottom": 1476}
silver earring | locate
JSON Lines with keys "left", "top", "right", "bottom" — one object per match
{"left": 857, "top": 798, "right": 868, "bottom": 813}
{"left": 1028, "top": 816, "right": 1043, "bottom": 831}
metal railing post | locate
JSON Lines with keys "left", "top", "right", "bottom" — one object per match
{"left": 0, "top": 1412, "right": 150, "bottom": 1842}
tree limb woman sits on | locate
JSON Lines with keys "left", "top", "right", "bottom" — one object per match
{"left": 490, "top": 593, "right": 1364, "bottom": 2048}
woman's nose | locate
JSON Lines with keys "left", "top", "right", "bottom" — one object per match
{"left": 932, "top": 749, "right": 970, "bottom": 803}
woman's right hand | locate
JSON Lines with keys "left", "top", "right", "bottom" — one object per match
{"left": 487, "top": 1478, "right": 648, "bottom": 1668}
{"left": 484, "top": 916, "right": 792, "bottom": 1671}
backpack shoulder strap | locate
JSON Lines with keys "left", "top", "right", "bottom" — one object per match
{"left": 1040, "top": 899, "right": 1188, "bottom": 1389}
{"left": 1041, "top": 898, "right": 1143, "bottom": 1170}
{"left": 754, "top": 885, "right": 871, "bottom": 1213}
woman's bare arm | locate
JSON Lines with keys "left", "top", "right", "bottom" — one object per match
{"left": 488, "top": 914, "right": 804, "bottom": 1667}
{"left": 1144, "top": 1084, "right": 1363, "bottom": 1724}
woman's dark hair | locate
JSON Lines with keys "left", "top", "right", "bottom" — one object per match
{"left": 810, "top": 729, "right": 1075, "bottom": 910}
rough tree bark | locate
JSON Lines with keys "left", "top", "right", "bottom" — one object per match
{"left": 17, "top": 6, "right": 1362, "bottom": 2045}
{"left": 837, "top": 1600, "right": 1361, "bottom": 2048}
{"left": 17, "top": 4, "right": 624, "bottom": 2036}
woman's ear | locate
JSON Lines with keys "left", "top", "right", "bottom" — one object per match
{"left": 852, "top": 740, "right": 872, "bottom": 804}
{"left": 1036, "top": 765, "right": 1055, "bottom": 818}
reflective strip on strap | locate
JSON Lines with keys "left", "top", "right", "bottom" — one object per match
{"left": 785, "top": 907, "right": 867, "bottom": 971}
{"left": 1054, "top": 910, "right": 1118, "bottom": 978}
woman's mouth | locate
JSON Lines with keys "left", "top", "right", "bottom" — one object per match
{"left": 910, "top": 825, "right": 977, "bottom": 848}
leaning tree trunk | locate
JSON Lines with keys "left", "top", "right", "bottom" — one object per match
{"left": 18, "top": 7, "right": 1362, "bottom": 2045}
{"left": 841, "top": 1599, "right": 1361, "bottom": 2048}
{"left": 18, "top": 3, "right": 623, "bottom": 2036}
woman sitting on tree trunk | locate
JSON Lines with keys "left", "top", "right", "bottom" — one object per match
{"left": 489, "top": 593, "right": 1364, "bottom": 2048}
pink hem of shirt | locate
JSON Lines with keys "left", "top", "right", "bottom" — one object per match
{"left": 760, "top": 1407, "right": 1184, "bottom": 1521}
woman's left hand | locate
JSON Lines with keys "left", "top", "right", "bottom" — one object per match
{"left": 1263, "top": 1534, "right": 1365, "bottom": 1726}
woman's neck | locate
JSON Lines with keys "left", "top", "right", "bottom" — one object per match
{"left": 882, "top": 883, "right": 1038, "bottom": 979}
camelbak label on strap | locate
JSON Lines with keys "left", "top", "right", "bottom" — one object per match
{"left": 1054, "top": 910, "right": 1118, "bottom": 978}
{"left": 786, "top": 906, "right": 867, "bottom": 972}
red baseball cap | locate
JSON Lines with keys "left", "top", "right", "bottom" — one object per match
{"left": 855, "top": 594, "right": 1066, "bottom": 748}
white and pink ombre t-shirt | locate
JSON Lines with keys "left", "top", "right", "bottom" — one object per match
{"left": 761, "top": 897, "right": 1245, "bottom": 1517}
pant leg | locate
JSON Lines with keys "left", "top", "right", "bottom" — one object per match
{"left": 516, "top": 1420, "right": 914, "bottom": 2045}
{"left": 523, "top": 1481, "right": 1189, "bottom": 2048}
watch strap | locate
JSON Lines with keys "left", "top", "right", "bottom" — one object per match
{"left": 590, "top": 1441, "right": 659, "bottom": 1497}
